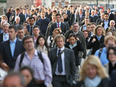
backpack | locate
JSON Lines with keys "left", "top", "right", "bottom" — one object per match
{"left": 19, "top": 52, "right": 43, "bottom": 68}
{"left": 98, "top": 48, "right": 103, "bottom": 58}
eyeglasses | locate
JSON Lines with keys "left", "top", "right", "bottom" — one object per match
{"left": 109, "top": 53, "right": 116, "bottom": 55}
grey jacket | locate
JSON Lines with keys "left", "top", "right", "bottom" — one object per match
{"left": 48, "top": 47, "right": 76, "bottom": 85}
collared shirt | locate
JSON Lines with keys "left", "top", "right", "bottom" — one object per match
{"left": 57, "top": 22, "right": 61, "bottom": 28}
{"left": 79, "top": 14, "right": 82, "bottom": 18}
{"left": 73, "top": 30, "right": 79, "bottom": 35}
{"left": 3, "top": 33, "right": 9, "bottom": 42}
{"left": 18, "top": 38, "right": 22, "bottom": 41}
{"left": 10, "top": 38, "right": 17, "bottom": 57}
{"left": 96, "top": 35, "right": 102, "bottom": 41}
{"left": 14, "top": 49, "right": 52, "bottom": 87}
{"left": 55, "top": 46, "right": 66, "bottom": 75}
{"left": 104, "top": 20, "right": 109, "bottom": 29}
{"left": 95, "top": 47, "right": 109, "bottom": 66}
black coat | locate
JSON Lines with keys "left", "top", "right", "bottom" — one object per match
{"left": 27, "top": 79, "right": 39, "bottom": 87}
{"left": 0, "top": 39, "right": 25, "bottom": 69}
{"left": 110, "top": 70, "right": 116, "bottom": 87}
{"left": 0, "top": 33, "right": 3, "bottom": 43}
{"left": 65, "top": 41, "right": 84, "bottom": 66}
{"left": 10, "top": 13, "right": 25, "bottom": 25}
{"left": 75, "top": 78, "right": 110, "bottom": 87}
{"left": 87, "top": 35, "right": 104, "bottom": 54}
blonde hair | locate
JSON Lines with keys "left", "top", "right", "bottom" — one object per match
{"left": 79, "top": 55, "right": 108, "bottom": 81}
{"left": 53, "top": 28, "right": 61, "bottom": 34}
{"left": 94, "top": 25, "right": 105, "bottom": 36}
{"left": 104, "top": 35, "right": 116, "bottom": 44}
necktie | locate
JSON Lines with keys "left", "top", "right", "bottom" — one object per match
{"left": 58, "top": 23, "right": 59, "bottom": 28}
{"left": 30, "top": 27, "right": 33, "bottom": 35}
{"left": 58, "top": 50, "right": 63, "bottom": 73}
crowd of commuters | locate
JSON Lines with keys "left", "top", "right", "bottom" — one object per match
{"left": 0, "top": 4, "right": 116, "bottom": 87}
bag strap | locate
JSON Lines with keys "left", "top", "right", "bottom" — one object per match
{"left": 19, "top": 52, "right": 44, "bottom": 68}
{"left": 99, "top": 48, "right": 103, "bottom": 58}
{"left": 37, "top": 52, "right": 44, "bottom": 64}
{"left": 19, "top": 52, "right": 25, "bottom": 68}
{"left": 52, "top": 48, "right": 66, "bottom": 66}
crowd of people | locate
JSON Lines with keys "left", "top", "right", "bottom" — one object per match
{"left": 0, "top": 4, "right": 116, "bottom": 87}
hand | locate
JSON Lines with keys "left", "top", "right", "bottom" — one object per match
{"left": 67, "top": 39, "right": 69, "bottom": 42}
{"left": 1, "top": 63, "right": 9, "bottom": 71}
{"left": 76, "top": 37, "right": 79, "bottom": 41}
{"left": 12, "top": 16, "right": 14, "bottom": 19}
{"left": 92, "top": 38, "right": 96, "bottom": 42}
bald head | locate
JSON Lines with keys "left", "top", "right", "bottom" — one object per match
{"left": 110, "top": 20, "right": 115, "bottom": 28}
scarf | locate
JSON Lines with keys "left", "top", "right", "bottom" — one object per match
{"left": 69, "top": 42, "right": 77, "bottom": 49}
{"left": 84, "top": 75, "right": 101, "bottom": 87}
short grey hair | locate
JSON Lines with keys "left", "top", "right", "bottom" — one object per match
{"left": 3, "top": 22, "right": 10, "bottom": 27}
{"left": 54, "top": 34, "right": 65, "bottom": 43}
{"left": 4, "top": 71, "right": 25, "bottom": 86}
{"left": 15, "top": 16, "right": 20, "bottom": 21}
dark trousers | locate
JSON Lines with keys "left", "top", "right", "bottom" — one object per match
{"left": 52, "top": 75, "right": 71, "bottom": 87}
{"left": 38, "top": 83, "right": 46, "bottom": 87}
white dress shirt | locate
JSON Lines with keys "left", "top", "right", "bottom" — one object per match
{"left": 3, "top": 33, "right": 9, "bottom": 42}
{"left": 55, "top": 46, "right": 66, "bottom": 75}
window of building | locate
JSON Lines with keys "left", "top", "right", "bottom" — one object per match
{"left": 55, "top": 1, "right": 59, "bottom": 6}
{"left": 61, "top": 1, "right": 65, "bottom": 7}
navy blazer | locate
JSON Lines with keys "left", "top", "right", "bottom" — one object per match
{"left": 0, "top": 39, "right": 25, "bottom": 69}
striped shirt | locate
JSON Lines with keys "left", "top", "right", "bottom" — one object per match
{"left": 14, "top": 49, "right": 52, "bottom": 87}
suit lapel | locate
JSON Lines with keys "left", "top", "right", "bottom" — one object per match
{"left": 1, "top": 33, "right": 3, "bottom": 42}
{"left": 14, "top": 39, "right": 19, "bottom": 57}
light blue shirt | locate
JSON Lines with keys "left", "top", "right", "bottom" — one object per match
{"left": 95, "top": 47, "right": 109, "bottom": 66}
{"left": 57, "top": 22, "right": 61, "bottom": 28}
{"left": 10, "top": 38, "right": 17, "bottom": 57}
{"left": 104, "top": 20, "right": 109, "bottom": 29}
{"left": 96, "top": 35, "right": 102, "bottom": 41}
{"left": 3, "top": 33, "right": 9, "bottom": 42}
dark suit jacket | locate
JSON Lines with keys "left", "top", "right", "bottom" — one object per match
{"left": 10, "top": 13, "right": 25, "bottom": 25}
{"left": 110, "top": 70, "right": 116, "bottom": 87}
{"left": 26, "top": 25, "right": 40, "bottom": 35}
{"left": 87, "top": 35, "right": 104, "bottom": 54}
{"left": 0, "top": 39, "right": 25, "bottom": 69}
{"left": 0, "top": 33, "right": 3, "bottom": 43}
{"left": 76, "top": 14, "right": 85, "bottom": 26}
{"left": 49, "top": 22, "right": 67, "bottom": 35}
{"left": 48, "top": 47, "right": 75, "bottom": 85}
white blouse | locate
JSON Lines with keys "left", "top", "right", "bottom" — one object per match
{"left": 0, "top": 68, "right": 7, "bottom": 80}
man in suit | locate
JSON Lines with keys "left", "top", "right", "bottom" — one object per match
{"left": 49, "top": 13, "right": 67, "bottom": 35}
{"left": 0, "top": 25, "right": 25, "bottom": 69}
{"left": 27, "top": 17, "right": 40, "bottom": 36}
{"left": 0, "top": 22, "right": 10, "bottom": 43}
{"left": 49, "top": 34, "right": 75, "bottom": 87}
{"left": 76, "top": 8, "right": 85, "bottom": 26}
{"left": 17, "top": 25, "right": 25, "bottom": 41}
{"left": 103, "top": 13, "right": 110, "bottom": 30}
{"left": 23, "top": 8, "right": 30, "bottom": 21}
{"left": 10, "top": 7, "right": 25, "bottom": 25}
{"left": 96, "top": 13, "right": 104, "bottom": 25}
